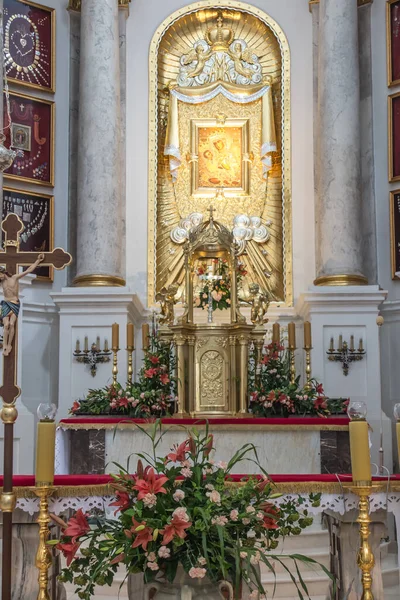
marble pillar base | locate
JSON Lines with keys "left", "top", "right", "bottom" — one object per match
{"left": 51, "top": 288, "right": 145, "bottom": 419}
{"left": 297, "top": 285, "right": 391, "bottom": 471}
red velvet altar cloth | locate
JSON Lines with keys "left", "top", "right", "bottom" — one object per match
{"left": 3, "top": 474, "right": 400, "bottom": 488}
{"left": 59, "top": 417, "right": 350, "bottom": 427}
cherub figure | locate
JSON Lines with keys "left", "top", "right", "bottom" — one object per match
{"left": 0, "top": 253, "right": 45, "bottom": 356}
{"left": 156, "top": 282, "right": 179, "bottom": 326}
{"left": 180, "top": 43, "right": 212, "bottom": 79}
{"left": 228, "top": 41, "right": 257, "bottom": 79}
{"left": 245, "top": 282, "right": 270, "bottom": 325}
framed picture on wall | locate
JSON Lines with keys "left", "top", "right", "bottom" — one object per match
{"left": 387, "top": 0, "right": 400, "bottom": 87}
{"left": 3, "top": 91, "right": 55, "bottom": 186}
{"left": 390, "top": 189, "right": 400, "bottom": 279}
{"left": 3, "top": 0, "right": 55, "bottom": 93}
{"left": 389, "top": 92, "right": 400, "bottom": 182}
{"left": 2, "top": 187, "right": 54, "bottom": 282}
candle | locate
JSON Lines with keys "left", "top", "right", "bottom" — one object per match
{"left": 338, "top": 335, "right": 343, "bottom": 351}
{"left": 104, "top": 339, "right": 109, "bottom": 352}
{"left": 350, "top": 335, "right": 354, "bottom": 352}
{"left": 112, "top": 323, "right": 119, "bottom": 350}
{"left": 329, "top": 337, "right": 334, "bottom": 352}
{"left": 359, "top": 338, "right": 364, "bottom": 352}
{"left": 127, "top": 322, "right": 134, "bottom": 349}
{"left": 84, "top": 336, "right": 88, "bottom": 352}
{"left": 142, "top": 323, "right": 150, "bottom": 350}
{"left": 96, "top": 336, "right": 100, "bottom": 351}
{"left": 288, "top": 322, "right": 296, "bottom": 350}
{"left": 272, "top": 323, "right": 280, "bottom": 344}
{"left": 35, "top": 421, "right": 56, "bottom": 485}
{"left": 75, "top": 339, "right": 80, "bottom": 353}
{"left": 304, "top": 321, "right": 312, "bottom": 348}
{"left": 349, "top": 420, "right": 372, "bottom": 483}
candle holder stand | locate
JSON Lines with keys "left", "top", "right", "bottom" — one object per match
{"left": 34, "top": 486, "right": 55, "bottom": 600}
{"left": 288, "top": 346, "right": 296, "bottom": 384}
{"left": 73, "top": 342, "right": 111, "bottom": 377}
{"left": 112, "top": 347, "right": 119, "bottom": 386}
{"left": 127, "top": 345, "right": 134, "bottom": 385}
{"left": 327, "top": 337, "right": 365, "bottom": 376}
{"left": 303, "top": 346, "right": 312, "bottom": 391}
{"left": 343, "top": 482, "right": 377, "bottom": 600}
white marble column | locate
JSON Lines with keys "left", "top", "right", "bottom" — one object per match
{"left": 74, "top": 0, "right": 125, "bottom": 287}
{"left": 315, "top": 0, "right": 367, "bottom": 286}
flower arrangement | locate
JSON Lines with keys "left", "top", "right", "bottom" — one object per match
{"left": 249, "top": 342, "right": 349, "bottom": 418}
{"left": 70, "top": 334, "right": 177, "bottom": 417}
{"left": 195, "top": 259, "right": 247, "bottom": 311}
{"left": 53, "top": 423, "right": 328, "bottom": 599}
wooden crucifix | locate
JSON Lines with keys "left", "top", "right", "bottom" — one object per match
{"left": 0, "top": 213, "right": 72, "bottom": 600}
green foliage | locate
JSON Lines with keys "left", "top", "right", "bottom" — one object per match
{"left": 249, "top": 342, "right": 349, "bottom": 418}
{"left": 54, "top": 422, "right": 333, "bottom": 600}
{"left": 69, "top": 331, "right": 177, "bottom": 417}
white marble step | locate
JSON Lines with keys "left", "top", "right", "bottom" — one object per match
{"left": 261, "top": 569, "right": 331, "bottom": 598}
{"left": 382, "top": 553, "right": 400, "bottom": 589}
{"left": 385, "top": 584, "right": 400, "bottom": 598}
{"left": 278, "top": 529, "right": 329, "bottom": 552}
{"left": 265, "top": 549, "right": 330, "bottom": 573}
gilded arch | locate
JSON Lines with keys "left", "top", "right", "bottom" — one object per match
{"left": 147, "top": 0, "right": 292, "bottom": 307}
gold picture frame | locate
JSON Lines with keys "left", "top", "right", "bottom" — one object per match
{"left": 2, "top": 186, "right": 54, "bottom": 282}
{"left": 190, "top": 118, "right": 250, "bottom": 197}
{"left": 390, "top": 189, "right": 400, "bottom": 279}
{"left": 3, "top": 91, "right": 55, "bottom": 187}
{"left": 387, "top": 0, "right": 400, "bottom": 88}
{"left": 388, "top": 91, "right": 400, "bottom": 182}
{"left": 3, "top": 0, "right": 56, "bottom": 93}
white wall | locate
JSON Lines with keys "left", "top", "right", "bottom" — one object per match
{"left": 125, "top": 0, "right": 315, "bottom": 307}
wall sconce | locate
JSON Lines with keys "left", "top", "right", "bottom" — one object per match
{"left": 73, "top": 336, "right": 112, "bottom": 377}
{"left": 327, "top": 335, "right": 365, "bottom": 376}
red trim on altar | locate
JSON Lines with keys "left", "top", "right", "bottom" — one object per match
{"left": 59, "top": 416, "right": 350, "bottom": 427}
{"left": 3, "top": 474, "right": 400, "bottom": 488}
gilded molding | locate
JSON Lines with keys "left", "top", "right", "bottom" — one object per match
{"left": 313, "top": 274, "right": 368, "bottom": 286}
{"left": 73, "top": 274, "right": 126, "bottom": 287}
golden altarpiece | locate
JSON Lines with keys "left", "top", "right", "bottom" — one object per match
{"left": 149, "top": 3, "right": 292, "bottom": 416}
{"left": 158, "top": 211, "right": 267, "bottom": 417}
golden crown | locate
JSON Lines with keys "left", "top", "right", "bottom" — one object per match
{"left": 205, "top": 13, "right": 234, "bottom": 51}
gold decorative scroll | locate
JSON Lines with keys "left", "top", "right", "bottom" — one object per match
{"left": 148, "top": 1, "right": 292, "bottom": 307}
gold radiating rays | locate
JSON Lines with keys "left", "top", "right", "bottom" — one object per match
{"left": 148, "top": 1, "right": 291, "bottom": 307}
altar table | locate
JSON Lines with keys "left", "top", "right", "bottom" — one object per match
{"left": 56, "top": 416, "right": 351, "bottom": 476}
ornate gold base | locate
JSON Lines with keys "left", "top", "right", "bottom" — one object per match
{"left": 73, "top": 274, "right": 126, "bottom": 287}
{"left": 313, "top": 274, "right": 368, "bottom": 287}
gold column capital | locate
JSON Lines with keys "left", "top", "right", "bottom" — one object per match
{"left": 68, "top": 0, "right": 131, "bottom": 12}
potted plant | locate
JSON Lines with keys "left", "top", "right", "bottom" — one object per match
{"left": 53, "top": 422, "right": 330, "bottom": 599}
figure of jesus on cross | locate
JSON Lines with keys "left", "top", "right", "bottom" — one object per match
{"left": 0, "top": 253, "right": 45, "bottom": 355}
{"left": 0, "top": 213, "right": 72, "bottom": 600}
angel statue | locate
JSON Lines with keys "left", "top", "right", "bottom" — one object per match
{"left": 156, "top": 282, "right": 179, "bottom": 326}
{"left": 178, "top": 41, "right": 213, "bottom": 86}
{"left": 227, "top": 40, "right": 262, "bottom": 85}
{"left": 241, "top": 282, "right": 270, "bottom": 325}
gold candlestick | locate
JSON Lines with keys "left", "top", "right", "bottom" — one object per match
{"left": 303, "top": 347, "right": 312, "bottom": 391}
{"left": 349, "top": 484, "right": 375, "bottom": 600}
{"left": 289, "top": 349, "right": 296, "bottom": 385}
{"left": 112, "top": 348, "right": 119, "bottom": 386}
{"left": 126, "top": 323, "right": 134, "bottom": 385}
{"left": 34, "top": 486, "right": 54, "bottom": 600}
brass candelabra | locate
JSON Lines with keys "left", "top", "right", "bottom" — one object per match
{"left": 73, "top": 337, "right": 111, "bottom": 377}
{"left": 288, "top": 344, "right": 296, "bottom": 385}
{"left": 327, "top": 335, "right": 365, "bottom": 376}
{"left": 34, "top": 486, "right": 55, "bottom": 600}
